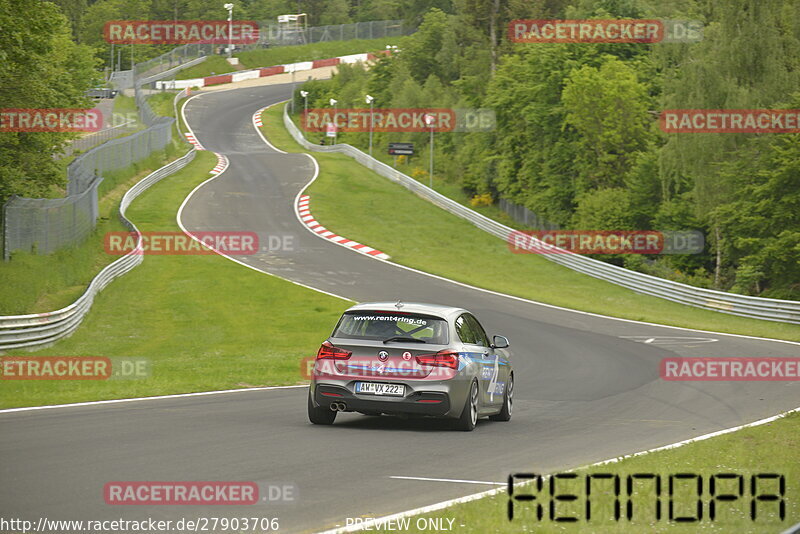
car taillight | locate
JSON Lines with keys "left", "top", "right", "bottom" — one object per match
{"left": 415, "top": 350, "right": 459, "bottom": 369}
{"left": 316, "top": 341, "right": 352, "bottom": 360}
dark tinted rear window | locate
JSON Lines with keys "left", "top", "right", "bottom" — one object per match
{"left": 333, "top": 311, "right": 449, "bottom": 344}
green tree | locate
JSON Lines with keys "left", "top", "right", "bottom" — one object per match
{"left": 0, "top": 0, "right": 99, "bottom": 204}
{"left": 50, "top": 0, "right": 88, "bottom": 40}
{"left": 561, "top": 56, "right": 654, "bottom": 190}
{"left": 571, "top": 188, "right": 634, "bottom": 230}
{"left": 714, "top": 130, "right": 800, "bottom": 298}
{"left": 245, "top": 0, "right": 294, "bottom": 21}
{"left": 318, "top": 0, "right": 352, "bottom": 24}
{"left": 398, "top": 8, "right": 448, "bottom": 84}
{"left": 352, "top": 0, "right": 403, "bottom": 21}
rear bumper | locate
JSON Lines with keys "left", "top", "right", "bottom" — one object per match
{"left": 312, "top": 383, "right": 454, "bottom": 417}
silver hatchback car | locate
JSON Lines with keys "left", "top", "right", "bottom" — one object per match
{"left": 307, "top": 302, "right": 513, "bottom": 431}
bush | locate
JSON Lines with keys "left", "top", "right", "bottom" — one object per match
{"left": 469, "top": 193, "right": 493, "bottom": 207}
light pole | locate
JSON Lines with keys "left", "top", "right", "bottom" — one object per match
{"left": 300, "top": 90, "right": 308, "bottom": 121}
{"left": 365, "top": 94, "right": 374, "bottom": 157}
{"left": 425, "top": 113, "right": 435, "bottom": 188}
{"left": 290, "top": 67, "right": 296, "bottom": 112}
{"left": 329, "top": 98, "right": 338, "bottom": 145}
{"left": 224, "top": 3, "right": 234, "bottom": 58}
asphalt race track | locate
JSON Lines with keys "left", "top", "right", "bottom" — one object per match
{"left": 2, "top": 82, "right": 798, "bottom": 533}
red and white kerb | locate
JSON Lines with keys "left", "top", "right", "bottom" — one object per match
{"left": 210, "top": 153, "right": 228, "bottom": 175}
{"left": 185, "top": 132, "right": 205, "bottom": 150}
{"left": 297, "top": 195, "right": 390, "bottom": 260}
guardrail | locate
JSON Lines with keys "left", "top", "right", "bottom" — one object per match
{"left": 173, "top": 88, "right": 191, "bottom": 139}
{"left": 0, "top": 149, "right": 196, "bottom": 352}
{"left": 781, "top": 520, "right": 800, "bottom": 534}
{"left": 138, "top": 56, "right": 207, "bottom": 87}
{"left": 62, "top": 120, "right": 138, "bottom": 157}
{"left": 282, "top": 105, "right": 800, "bottom": 325}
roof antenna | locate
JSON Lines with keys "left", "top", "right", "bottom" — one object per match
{"left": 395, "top": 300, "right": 403, "bottom": 310}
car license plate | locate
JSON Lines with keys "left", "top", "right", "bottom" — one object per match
{"left": 355, "top": 382, "right": 404, "bottom": 396}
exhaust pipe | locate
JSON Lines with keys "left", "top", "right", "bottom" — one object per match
{"left": 330, "top": 402, "right": 347, "bottom": 412}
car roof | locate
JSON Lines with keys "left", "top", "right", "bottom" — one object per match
{"left": 344, "top": 302, "right": 468, "bottom": 320}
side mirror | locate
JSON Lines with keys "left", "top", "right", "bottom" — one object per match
{"left": 491, "top": 335, "right": 509, "bottom": 349}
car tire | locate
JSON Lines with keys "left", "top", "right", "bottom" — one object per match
{"left": 308, "top": 389, "right": 336, "bottom": 425}
{"left": 489, "top": 373, "right": 513, "bottom": 422}
{"left": 455, "top": 380, "right": 479, "bottom": 431}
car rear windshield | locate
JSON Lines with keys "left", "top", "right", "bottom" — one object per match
{"left": 333, "top": 311, "right": 449, "bottom": 344}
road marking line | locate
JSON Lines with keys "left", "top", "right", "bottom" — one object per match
{"left": 390, "top": 476, "right": 505, "bottom": 486}
{"left": 621, "top": 336, "right": 719, "bottom": 345}
{"left": 0, "top": 385, "right": 309, "bottom": 414}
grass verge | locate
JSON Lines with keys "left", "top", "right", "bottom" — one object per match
{"left": 112, "top": 95, "right": 143, "bottom": 130}
{"left": 175, "top": 55, "right": 240, "bottom": 80}
{"left": 0, "top": 150, "right": 348, "bottom": 408}
{"left": 146, "top": 91, "right": 178, "bottom": 118}
{"left": 260, "top": 103, "right": 800, "bottom": 342}
{"left": 237, "top": 38, "right": 401, "bottom": 69}
{"left": 175, "top": 38, "right": 402, "bottom": 79}
{"left": 378, "top": 411, "right": 800, "bottom": 533}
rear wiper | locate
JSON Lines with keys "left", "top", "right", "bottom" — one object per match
{"left": 383, "top": 336, "right": 426, "bottom": 344}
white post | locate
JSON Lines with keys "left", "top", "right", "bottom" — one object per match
{"left": 425, "top": 113, "right": 435, "bottom": 188}
{"left": 291, "top": 68, "right": 296, "bottom": 112}
{"left": 365, "top": 94, "right": 374, "bottom": 157}
{"left": 300, "top": 90, "right": 309, "bottom": 125}
{"left": 330, "top": 98, "right": 338, "bottom": 145}
{"left": 429, "top": 126, "right": 434, "bottom": 188}
{"left": 224, "top": 3, "right": 234, "bottom": 58}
